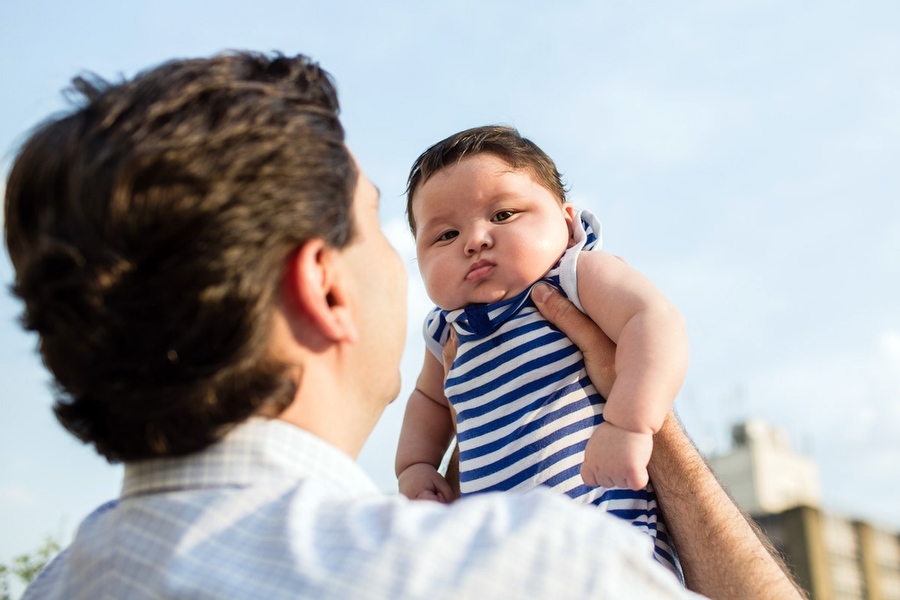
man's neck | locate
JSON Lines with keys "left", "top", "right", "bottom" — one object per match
{"left": 276, "top": 363, "right": 378, "bottom": 460}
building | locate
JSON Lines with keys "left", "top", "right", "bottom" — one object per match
{"left": 708, "top": 419, "right": 900, "bottom": 600}
{"left": 708, "top": 419, "right": 821, "bottom": 515}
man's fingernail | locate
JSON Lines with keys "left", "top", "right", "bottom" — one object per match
{"left": 531, "top": 283, "right": 553, "bottom": 304}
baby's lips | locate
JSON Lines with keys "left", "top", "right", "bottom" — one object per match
{"left": 466, "top": 260, "right": 495, "bottom": 281}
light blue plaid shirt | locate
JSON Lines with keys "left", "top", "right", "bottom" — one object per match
{"left": 23, "top": 418, "right": 700, "bottom": 599}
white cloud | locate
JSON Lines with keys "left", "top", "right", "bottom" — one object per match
{"left": 881, "top": 330, "right": 900, "bottom": 358}
{"left": 877, "top": 331, "right": 900, "bottom": 411}
{"left": 749, "top": 341, "right": 891, "bottom": 435}
{"left": 0, "top": 483, "right": 39, "bottom": 507}
{"left": 382, "top": 215, "right": 416, "bottom": 264}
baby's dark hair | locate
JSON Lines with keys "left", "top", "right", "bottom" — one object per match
{"left": 405, "top": 125, "right": 567, "bottom": 235}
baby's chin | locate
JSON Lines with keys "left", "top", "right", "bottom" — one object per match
{"left": 443, "top": 286, "right": 530, "bottom": 309}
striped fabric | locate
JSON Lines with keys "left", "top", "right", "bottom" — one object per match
{"left": 424, "top": 210, "right": 679, "bottom": 574}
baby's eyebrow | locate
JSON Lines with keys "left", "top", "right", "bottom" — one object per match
{"left": 418, "top": 218, "right": 438, "bottom": 233}
{"left": 417, "top": 215, "right": 450, "bottom": 235}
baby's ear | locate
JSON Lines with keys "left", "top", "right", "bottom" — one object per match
{"left": 563, "top": 203, "right": 577, "bottom": 245}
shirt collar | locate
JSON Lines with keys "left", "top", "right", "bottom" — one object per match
{"left": 121, "top": 418, "right": 380, "bottom": 498}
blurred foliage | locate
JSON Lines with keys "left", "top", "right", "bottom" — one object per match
{"left": 0, "top": 537, "right": 61, "bottom": 599}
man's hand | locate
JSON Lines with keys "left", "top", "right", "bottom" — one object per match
{"left": 398, "top": 463, "right": 454, "bottom": 503}
{"left": 533, "top": 281, "right": 806, "bottom": 598}
{"left": 530, "top": 283, "right": 617, "bottom": 398}
{"left": 532, "top": 282, "right": 651, "bottom": 489}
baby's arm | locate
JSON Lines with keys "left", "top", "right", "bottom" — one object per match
{"left": 395, "top": 349, "right": 457, "bottom": 503}
{"left": 576, "top": 251, "right": 689, "bottom": 490}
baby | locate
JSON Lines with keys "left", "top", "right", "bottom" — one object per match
{"left": 395, "top": 126, "right": 689, "bottom": 572}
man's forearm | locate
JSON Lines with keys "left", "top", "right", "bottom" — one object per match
{"left": 649, "top": 413, "right": 807, "bottom": 599}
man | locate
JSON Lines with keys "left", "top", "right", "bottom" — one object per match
{"left": 5, "top": 52, "right": 803, "bottom": 599}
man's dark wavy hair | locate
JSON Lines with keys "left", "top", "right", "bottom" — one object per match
{"left": 405, "top": 125, "right": 567, "bottom": 235}
{"left": 4, "top": 52, "right": 357, "bottom": 462}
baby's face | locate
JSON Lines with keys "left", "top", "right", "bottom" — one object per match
{"left": 411, "top": 153, "right": 574, "bottom": 310}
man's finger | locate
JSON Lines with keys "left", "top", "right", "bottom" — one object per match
{"left": 531, "top": 282, "right": 617, "bottom": 398}
{"left": 531, "top": 283, "right": 604, "bottom": 352}
{"left": 442, "top": 329, "right": 458, "bottom": 383}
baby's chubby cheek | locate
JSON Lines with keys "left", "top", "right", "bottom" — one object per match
{"left": 418, "top": 263, "right": 455, "bottom": 310}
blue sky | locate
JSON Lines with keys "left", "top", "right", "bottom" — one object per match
{"left": 2, "top": 0, "right": 899, "bottom": 568}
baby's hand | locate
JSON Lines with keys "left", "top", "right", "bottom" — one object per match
{"left": 581, "top": 421, "right": 653, "bottom": 490}
{"left": 398, "top": 463, "right": 454, "bottom": 503}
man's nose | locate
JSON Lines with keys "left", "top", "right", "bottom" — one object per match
{"left": 464, "top": 227, "right": 493, "bottom": 256}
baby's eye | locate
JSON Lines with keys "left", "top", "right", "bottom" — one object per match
{"left": 492, "top": 210, "right": 515, "bottom": 222}
{"left": 436, "top": 230, "right": 459, "bottom": 242}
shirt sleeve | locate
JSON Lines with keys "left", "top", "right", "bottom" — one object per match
{"left": 558, "top": 209, "right": 603, "bottom": 313}
{"left": 423, "top": 306, "right": 450, "bottom": 361}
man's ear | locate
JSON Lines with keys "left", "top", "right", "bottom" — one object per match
{"left": 283, "top": 239, "right": 359, "bottom": 343}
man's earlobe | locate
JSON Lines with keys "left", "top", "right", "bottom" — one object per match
{"left": 285, "top": 240, "right": 359, "bottom": 343}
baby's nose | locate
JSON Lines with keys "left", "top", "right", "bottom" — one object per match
{"left": 465, "top": 233, "right": 492, "bottom": 255}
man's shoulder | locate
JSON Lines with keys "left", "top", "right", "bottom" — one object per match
{"left": 377, "top": 489, "right": 695, "bottom": 598}
{"left": 27, "top": 481, "right": 695, "bottom": 599}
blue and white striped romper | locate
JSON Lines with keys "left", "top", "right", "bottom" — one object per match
{"left": 423, "top": 210, "right": 679, "bottom": 574}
